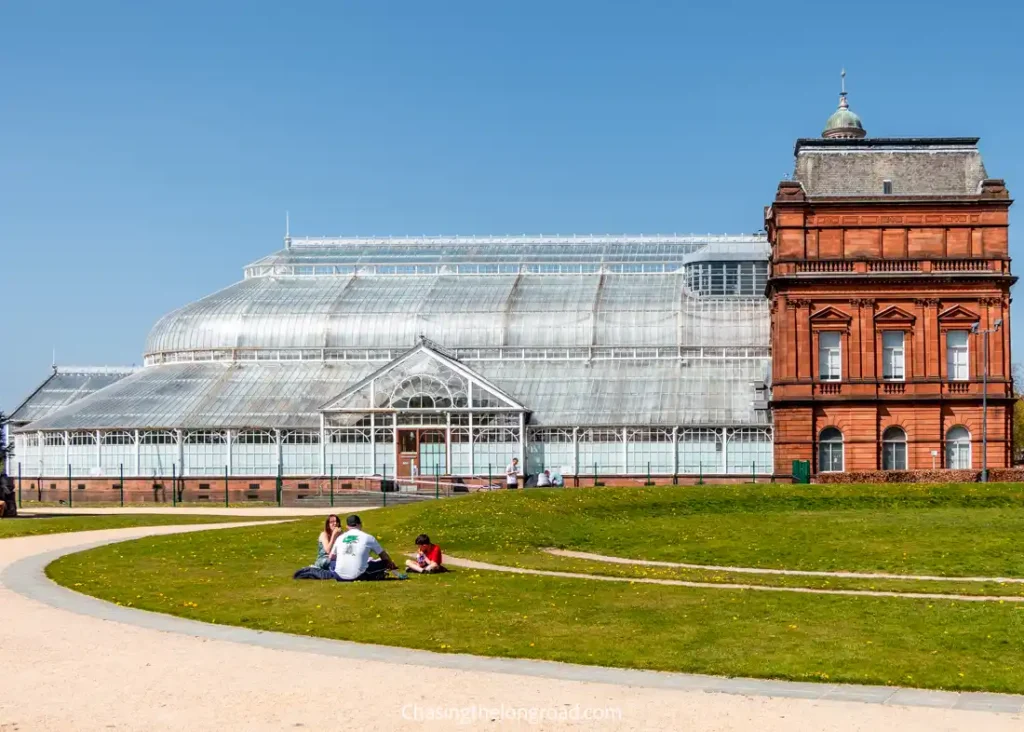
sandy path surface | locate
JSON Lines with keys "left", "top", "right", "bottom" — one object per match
{"left": 18, "top": 506, "right": 370, "bottom": 517}
{"left": 1, "top": 523, "right": 1022, "bottom": 731}
{"left": 545, "top": 548, "right": 1024, "bottom": 584}
{"left": 441, "top": 555, "right": 1024, "bottom": 603}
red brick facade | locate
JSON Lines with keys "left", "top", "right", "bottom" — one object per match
{"left": 766, "top": 147, "right": 1015, "bottom": 476}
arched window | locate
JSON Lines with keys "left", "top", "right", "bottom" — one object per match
{"left": 818, "top": 427, "right": 844, "bottom": 472}
{"left": 946, "top": 426, "right": 971, "bottom": 469}
{"left": 882, "top": 426, "right": 907, "bottom": 470}
{"left": 390, "top": 376, "right": 456, "bottom": 409}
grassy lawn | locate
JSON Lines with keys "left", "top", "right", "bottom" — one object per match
{"left": 0, "top": 514, "right": 279, "bottom": 539}
{"left": 46, "top": 484, "right": 1024, "bottom": 693}
{"left": 383, "top": 483, "right": 1024, "bottom": 577}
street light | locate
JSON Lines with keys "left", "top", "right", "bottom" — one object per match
{"left": 970, "top": 318, "right": 1003, "bottom": 482}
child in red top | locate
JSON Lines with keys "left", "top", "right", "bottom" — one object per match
{"left": 405, "top": 534, "right": 444, "bottom": 574}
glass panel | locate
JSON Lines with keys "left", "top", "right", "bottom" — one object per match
{"left": 946, "top": 330, "right": 969, "bottom": 380}
{"left": 882, "top": 331, "right": 905, "bottom": 380}
{"left": 418, "top": 430, "right": 447, "bottom": 475}
{"left": 399, "top": 431, "right": 417, "bottom": 453}
{"left": 818, "top": 332, "right": 841, "bottom": 380}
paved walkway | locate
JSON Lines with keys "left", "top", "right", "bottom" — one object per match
{"left": 17, "top": 506, "right": 372, "bottom": 517}
{"left": 2, "top": 524, "right": 1023, "bottom": 731}
{"left": 442, "top": 555, "right": 1024, "bottom": 603}
{"left": 545, "top": 548, "right": 1024, "bottom": 584}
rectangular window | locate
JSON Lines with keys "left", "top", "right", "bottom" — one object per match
{"left": 818, "top": 331, "right": 842, "bottom": 381}
{"left": 882, "top": 443, "right": 907, "bottom": 470}
{"left": 882, "top": 331, "right": 905, "bottom": 380}
{"left": 947, "top": 330, "right": 969, "bottom": 381}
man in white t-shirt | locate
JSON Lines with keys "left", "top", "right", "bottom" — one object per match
{"left": 332, "top": 515, "right": 397, "bottom": 581}
{"left": 505, "top": 457, "right": 520, "bottom": 489}
{"left": 537, "top": 469, "right": 552, "bottom": 487}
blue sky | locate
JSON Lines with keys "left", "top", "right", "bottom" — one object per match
{"left": 3, "top": 0, "right": 1023, "bottom": 409}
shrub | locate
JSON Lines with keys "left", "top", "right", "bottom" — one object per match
{"left": 815, "top": 470, "right": 980, "bottom": 484}
{"left": 986, "top": 468, "right": 1024, "bottom": 483}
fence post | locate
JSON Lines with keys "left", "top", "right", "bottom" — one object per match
{"left": 383, "top": 465, "right": 388, "bottom": 508}
{"left": 594, "top": 462, "right": 598, "bottom": 487}
{"left": 172, "top": 464, "right": 177, "bottom": 507}
{"left": 698, "top": 461, "right": 703, "bottom": 486}
{"left": 435, "top": 464, "right": 439, "bottom": 500}
{"left": 224, "top": 465, "right": 229, "bottom": 507}
{"left": 276, "top": 463, "right": 282, "bottom": 507}
{"left": 488, "top": 464, "right": 492, "bottom": 491}
{"left": 751, "top": 461, "right": 756, "bottom": 485}
{"left": 120, "top": 464, "right": 124, "bottom": 507}
{"left": 17, "top": 463, "right": 22, "bottom": 507}
{"left": 67, "top": 464, "right": 72, "bottom": 508}
{"left": 645, "top": 461, "right": 653, "bottom": 487}
{"left": 330, "top": 464, "right": 334, "bottom": 507}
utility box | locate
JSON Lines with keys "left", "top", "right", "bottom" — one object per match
{"left": 792, "top": 460, "right": 811, "bottom": 484}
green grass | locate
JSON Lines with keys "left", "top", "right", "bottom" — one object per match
{"left": 379, "top": 483, "right": 1024, "bottom": 577}
{"left": 46, "top": 483, "right": 1024, "bottom": 693}
{"left": 0, "top": 514, "right": 279, "bottom": 539}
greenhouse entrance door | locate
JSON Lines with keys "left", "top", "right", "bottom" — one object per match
{"left": 397, "top": 430, "right": 419, "bottom": 479}
{"left": 397, "top": 428, "right": 448, "bottom": 480}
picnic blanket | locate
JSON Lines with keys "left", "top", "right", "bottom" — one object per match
{"left": 292, "top": 566, "right": 337, "bottom": 581}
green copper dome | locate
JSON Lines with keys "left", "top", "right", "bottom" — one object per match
{"left": 822, "top": 93, "right": 866, "bottom": 139}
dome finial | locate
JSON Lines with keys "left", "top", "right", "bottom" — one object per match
{"left": 823, "top": 68, "right": 865, "bottom": 139}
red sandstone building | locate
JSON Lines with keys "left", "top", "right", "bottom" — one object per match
{"left": 766, "top": 89, "right": 1015, "bottom": 476}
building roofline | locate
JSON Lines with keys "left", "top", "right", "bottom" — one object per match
{"left": 794, "top": 137, "right": 980, "bottom": 155}
{"left": 283, "top": 234, "right": 767, "bottom": 250}
{"left": 6, "top": 372, "right": 59, "bottom": 424}
{"left": 6, "top": 365, "right": 140, "bottom": 425}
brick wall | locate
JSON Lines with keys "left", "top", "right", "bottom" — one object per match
{"left": 766, "top": 173, "right": 1014, "bottom": 476}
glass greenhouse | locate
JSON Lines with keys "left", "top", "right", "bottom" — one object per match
{"left": 10, "top": 234, "right": 773, "bottom": 480}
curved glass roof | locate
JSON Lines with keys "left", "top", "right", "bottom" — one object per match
{"left": 21, "top": 235, "right": 773, "bottom": 433}
{"left": 21, "top": 357, "right": 768, "bottom": 431}
{"left": 146, "top": 274, "right": 770, "bottom": 355}
{"left": 147, "top": 235, "right": 770, "bottom": 357}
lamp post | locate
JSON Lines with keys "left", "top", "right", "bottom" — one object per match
{"left": 971, "top": 318, "right": 1002, "bottom": 482}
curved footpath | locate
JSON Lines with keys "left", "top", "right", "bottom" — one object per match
{"left": 1, "top": 517, "right": 1023, "bottom": 731}
{"left": 545, "top": 548, "right": 1024, "bottom": 584}
{"left": 440, "top": 556, "right": 1024, "bottom": 602}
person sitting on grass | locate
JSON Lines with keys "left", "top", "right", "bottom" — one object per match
{"left": 314, "top": 514, "right": 342, "bottom": 570}
{"left": 405, "top": 534, "right": 444, "bottom": 574}
{"left": 332, "top": 514, "right": 397, "bottom": 581}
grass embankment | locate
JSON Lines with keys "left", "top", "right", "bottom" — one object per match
{"left": 48, "top": 484, "right": 1024, "bottom": 693}
{"left": 1, "top": 514, "right": 279, "bottom": 539}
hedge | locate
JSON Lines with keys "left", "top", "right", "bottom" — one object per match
{"left": 815, "top": 468, "right": 1024, "bottom": 484}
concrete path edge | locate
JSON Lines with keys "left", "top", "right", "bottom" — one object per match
{"left": 3, "top": 528, "right": 1023, "bottom": 716}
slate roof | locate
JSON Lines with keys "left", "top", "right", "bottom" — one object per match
{"left": 793, "top": 138, "right": 989, "bottom": 198}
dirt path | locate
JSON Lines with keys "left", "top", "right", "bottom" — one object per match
{"left": 544, "top": 548, "right": 1024, "bottom": 584}
{"left": 1, "top": 523, "right": 1022, "bottom": 731}
{"left": 441, "top": 555, "right": 1024, "bottom": 603}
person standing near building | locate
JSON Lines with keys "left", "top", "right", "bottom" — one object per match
{"left": 505, "top": 457, "right": 520, "bottom": 489}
